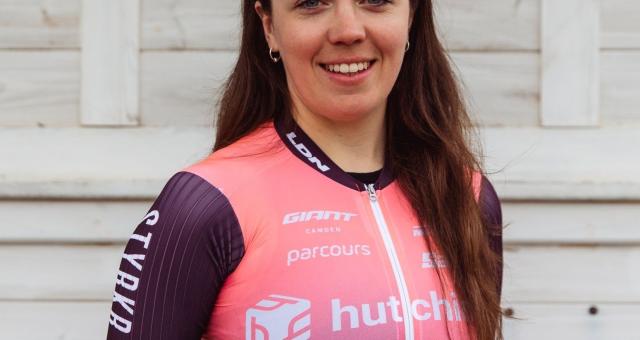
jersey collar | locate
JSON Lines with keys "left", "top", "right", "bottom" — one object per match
{"left": 273, "top": 115, "right": 395, "bottom": 192}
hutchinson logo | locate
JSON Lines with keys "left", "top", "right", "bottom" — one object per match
{"left": 246, "top": 295, "right": 311, "bottom": 340}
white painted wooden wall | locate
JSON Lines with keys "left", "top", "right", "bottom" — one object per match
{"left": 1, "top": 0, "right": 639, "bottom": 339}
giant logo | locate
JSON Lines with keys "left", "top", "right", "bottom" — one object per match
{"left": 246, "top": 295, "right": 311, "bottom": 340}
{"left": 282, "top": 210, "right": 357, "bottom": 225}
{"left": 286, "top": 132, "right": 330, "bottom": 172}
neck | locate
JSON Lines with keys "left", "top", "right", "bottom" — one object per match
{"left": 291, "top": 106, "right": 386, "bottom": 173}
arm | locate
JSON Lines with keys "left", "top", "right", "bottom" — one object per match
{"left": 107, "top": 172, "right": 244, "bottom": 339}
{"left": 479, "top": 175, "right": 503, "bottom": 300}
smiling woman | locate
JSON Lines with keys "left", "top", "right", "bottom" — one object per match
{"left": 106, "top": 1, "right": 504, "bottom": 340}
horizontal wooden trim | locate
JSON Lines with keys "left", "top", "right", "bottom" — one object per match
{"left": 502, "top": 302, "right": 640, "bottom": 339}
{"left": 1, "top": 245, "right": 639, "bottom": 302}
{"left": 0, "top": 200, "right": 151, "bottom": 243}
{"left": 0, "top": 126, "right": 213, "bottom": 199}
{"left": 1, "top": 126, "right": 640, "bottom": 200}
{"left": 0, "top": 301, "right": 637, "bottom": 339}
{"left": 502, "top": 246, "right": 640, "bottom": 303}
{"left": 503, "top": 202, "right": 640, "bottom": 244}
{"left": 3, "top": 201, "right": 640, "bottom": 245}
{"left": 483, "top": 126, "right": 640, "bottom": 200}
{"left": 0, "top": 301, "right": 110, "bottom": 340}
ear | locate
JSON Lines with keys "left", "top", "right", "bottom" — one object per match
{"left": 254, "top": 1, "right": 279, "bottom": 51}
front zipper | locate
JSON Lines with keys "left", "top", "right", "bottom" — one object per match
{"left": 365, "top": 183, "right": 414, "bottom": 340}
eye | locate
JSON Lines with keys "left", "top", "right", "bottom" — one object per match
{"left": 296, "top": 0, "right": 322, "bottom": 9}
{"left": 360, "top": 0, "right": 392, "bottom": 6}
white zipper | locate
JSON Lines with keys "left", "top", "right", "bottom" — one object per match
{"left": 365, "top": 183, "right": 414, "bottom": 340}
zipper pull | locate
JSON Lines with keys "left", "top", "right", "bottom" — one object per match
{"left": 366, "top": 183, "right": 378, "bottom": 202}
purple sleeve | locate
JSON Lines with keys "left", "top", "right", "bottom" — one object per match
{"left": 479, "top": 175, "right": 503, "bottom": 300}
{"left": 107, "top": 172, "right": 245, "bottom": 339}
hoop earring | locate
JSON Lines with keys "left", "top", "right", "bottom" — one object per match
{"left": 269, "top": 48, "right": 281, "bottom": 63}
{"left": 405, "top": 41, "right": 410, "bottom": 52}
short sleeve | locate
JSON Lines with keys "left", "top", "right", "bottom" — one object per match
{"left": 106, "top": 172, "right": 245, "bottom": 339}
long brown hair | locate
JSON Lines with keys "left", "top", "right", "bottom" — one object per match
{"left": 214, "top": 1, "right": 504, "bottom": 339}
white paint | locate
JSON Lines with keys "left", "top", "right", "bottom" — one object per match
{"left": 502, "top": 303, "right": 640, "bottom": 340}
{"left": 601, "top": 0, "right": 640, "bottom": 49}
{"left": 503, "top": 246, "right": 640, "bottom": 303}
{"left": 503, "top": 202, "right": 640, "bottom": 244}
{"left": 0, "top": 51, "right": 79, "bottom": 127}
{"left": 81, "top": 0, "right": 140, "bottom": 125}
{"left": 541, "top": 0, "right": 600, "bottom": 126}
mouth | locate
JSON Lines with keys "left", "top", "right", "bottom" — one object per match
{"left": 319, "top": 60, "right": 377, "bottom": 77}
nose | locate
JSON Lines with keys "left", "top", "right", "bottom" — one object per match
{"left": 327, "top": 4, "right": 366, "bottom": 46}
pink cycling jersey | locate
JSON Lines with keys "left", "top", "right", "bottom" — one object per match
{"left": 107, "top": 116, "right": 502, "bottom": 340}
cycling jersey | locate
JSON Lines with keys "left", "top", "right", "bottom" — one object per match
{"left": 107, "top": 117, "right": 503, "bottom": 340}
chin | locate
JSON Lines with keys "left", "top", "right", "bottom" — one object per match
{"left": 324, "top": 107, "right": 376, "bottom": 123}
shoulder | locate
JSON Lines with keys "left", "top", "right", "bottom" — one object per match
{"left": 151, "top": 172, "right": 242, "bottom": 245}
{"left": 476, "top": 174, "right": 504, "bottom": 300}
{"left": 183, "top": 122, "right": 288, "bottom": 197}
{"left": 107, "top": 171, "right": 245, "bottom": 337}
{"left": 478, "top": 175, "right": 502, "bottom": 228}
{"left": 470, "top": 171, "right": 502, "bottom": 225}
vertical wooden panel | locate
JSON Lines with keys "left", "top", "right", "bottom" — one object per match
{"left": 541, "top": 0, "right": 600, "bottom": 126}
{"left": 81, "top": 0, "right": 140, "bottom": 126}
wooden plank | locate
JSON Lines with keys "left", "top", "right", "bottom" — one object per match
{"left": 1, "top": 126, "right": 640, "bottom": 200}
{"left": 0, "top": 51, "right": 78, "bottom": 127}
{"left": 2, "top": 0, "right": 639, "bottom": 52}
{"left": 601, "top": 51, "right": 640, "bottom": 126}
{"left": 482, "top": 126, "right": 640, "bottom": 200}
{"left": 80, "top": 0, "right": 140, "bottom": 126}
{"left": 503, "top": 246, "right": 640, "bottom": 303}
{"left": 0, "top": 127, "right": 212, "bottom": 199}
{"left": 0, "top": 201, "right": 152, "bottom": 243}
{"left": 2, "top": 245, "right": 640, "bottom": 302}
{"left": 436, "top": 0, "right": 539, "bottom": 51}
{"left": 450, "top": 52, "right": 539, "bottom": 127}
{"left": 0, "top": 0, "right": 79, "bottom": 49}
{"left": 3, "top": 201, "right": 640, "bottom": 245}
{"left": 601, "top": 0, "right": 640, "bottom": 49}
{"left": 0, "top": 301, "right": 638, "bottom": 340}
{"left": 503, "top": 202, "right": 640, "bottom": 244}
{"left": 541, "top": 0, "right": 600, "bottom": 126}
{"left": 3, "top": 200, "right": 640, "bottom": 244}
{"left": 0, "top": 301, "right": 110, "bottom": 340}
{"left": 141, "top": 0, "right": 241, "bottom": 51}
{"left": 140, "top": 50, "right": 538, "bottom": 127}
{"left": 0, "top": 245, "right": 121, "bottom": 300}
{"left": 502, "top": 303, "right": 640, "bottom": 340}
{"left": 141, "top": 51, "right": 237, "bottom": 126}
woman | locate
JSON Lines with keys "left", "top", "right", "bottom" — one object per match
{"left": 107, "top": 0, "right": 504, "bottom": 339}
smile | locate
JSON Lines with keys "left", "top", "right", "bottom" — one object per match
{"left": 320, "top": 60, "right": 376, "bottom": 76}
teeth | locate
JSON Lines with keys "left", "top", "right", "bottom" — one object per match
{"left": 324, "top": 61, "right": 372, "bottom": 74}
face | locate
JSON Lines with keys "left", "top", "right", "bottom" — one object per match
{"left": 256, "top": 0, "right": 412, "bottom": 123}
